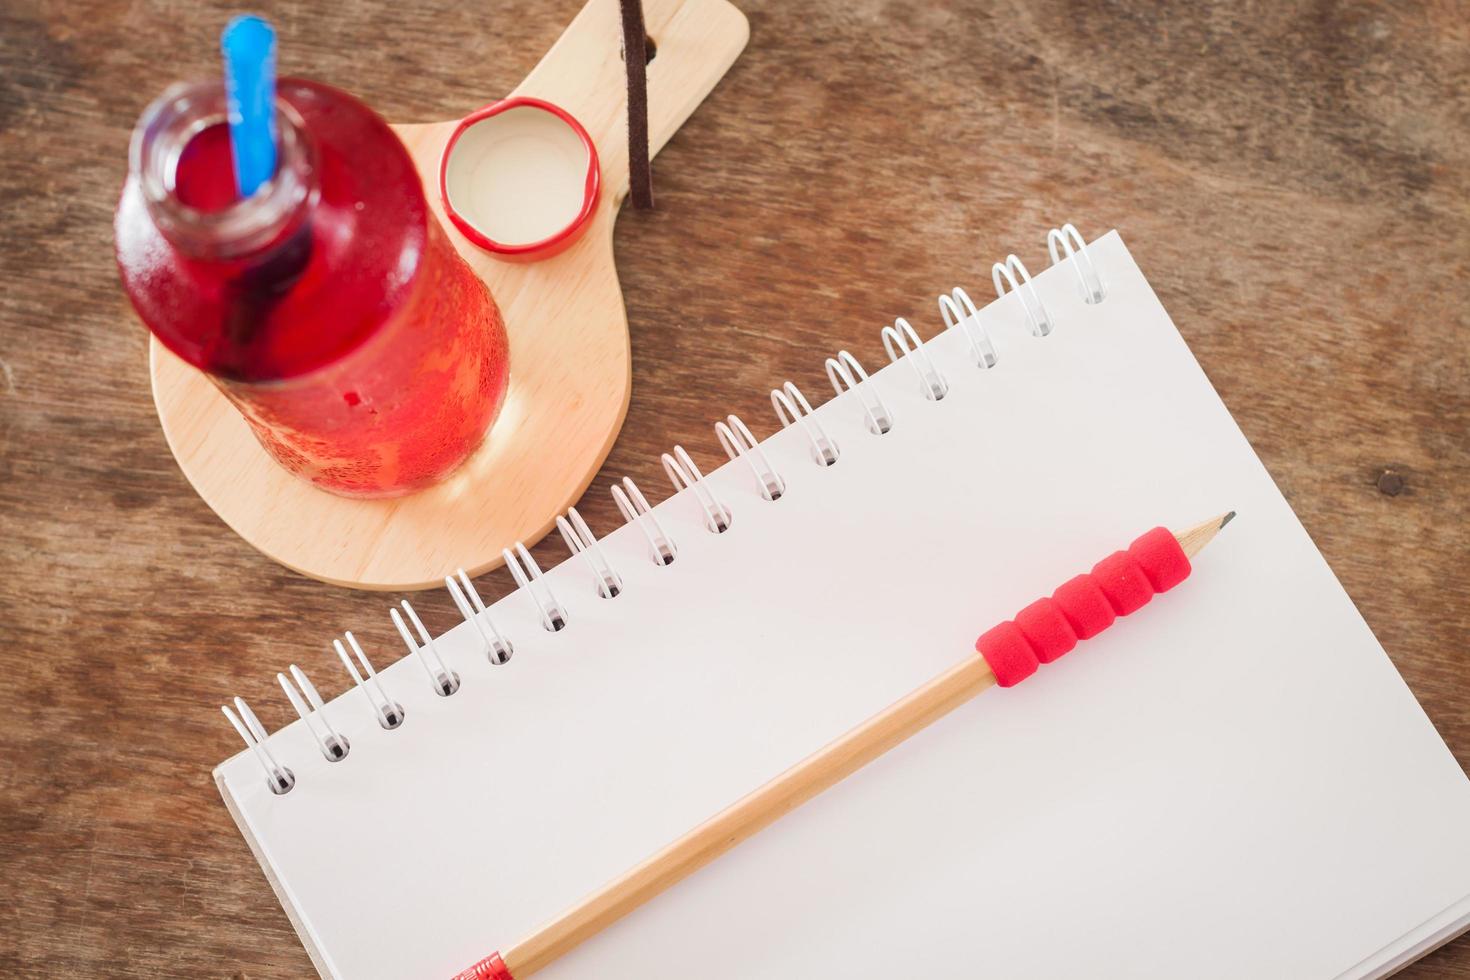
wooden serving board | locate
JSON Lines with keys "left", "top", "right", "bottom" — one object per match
{"left": 149, "top": 0, "right": 749, "bottom": 591}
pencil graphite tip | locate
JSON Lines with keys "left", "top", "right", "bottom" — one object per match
{"left": 1174, "top": 511, "right": 1236, "bottom": 558}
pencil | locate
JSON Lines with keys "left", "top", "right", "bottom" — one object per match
{"left": 453, "top": 513, "right": 1236, "bottom": 980}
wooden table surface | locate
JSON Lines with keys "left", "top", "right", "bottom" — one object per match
{"left": 2, "top": 0, "right": 1467, "bottom": 975}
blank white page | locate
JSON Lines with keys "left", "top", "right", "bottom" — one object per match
{"left": 217, "top": 232, "right": 1470, "bottom": 980}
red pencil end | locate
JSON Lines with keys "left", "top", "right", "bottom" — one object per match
{"left": 976, "top": 526, "right": 1196, "bottom": 686}
{"left": 451, "top": 952, "right": 515, "bottom": 980}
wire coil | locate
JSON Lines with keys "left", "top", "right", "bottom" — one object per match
{"left": 938, "top": 287, "right": 998, "bottom": 369}
{"left": 446, "top": 569, "right": 513, "bottom": 664}
{"left": 662, "top": 445, "right": 733, "bottom": 533}
{"left": 1047, "top": 222, "right": 1105, "bottom": 303}
{"left": 222, "top": 697, "right": 295, "bottom": 794}
{"left": 882, "top": 317, "right": 949, "bottom": 400}
{"left": 220, "top": 224, "right": 1106, "bottom": 796}
{"left": 771, "top": 381, "right": 839, "bottom": 466}
{"left": 992, "top": 254, "right": 1052, "bottom": 337}
{"left": 334, "top": 631, "right": 404, "bottom": 729}
{"left": 278, "top": 665, "right": 349, "bottom": 761}
{"left": 504, "top": 542, "right": 566, "bottom": 632}
{"left": 392, "top": 600, "right": 461, "bottom": 696}
{"left": 558, "top": 507, "right": 624, "bottom": 598}
{"left": 715, "top": 414, "right": 785, "bottom": 500}
{"left": 825, "top": 350, "right": 892, "bottom": 434}
{"left": 613, "top": 476, "right": 677, "bottom": 565}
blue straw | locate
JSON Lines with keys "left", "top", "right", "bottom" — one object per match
{"left": 221, "top": 14, "right": 278, "bottom": 198}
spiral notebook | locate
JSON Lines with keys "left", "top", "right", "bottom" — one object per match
{"left": 215, "top": 228, "right": 1470, "bottom": 980}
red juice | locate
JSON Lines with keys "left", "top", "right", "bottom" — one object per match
{"left": 116, "top": 79, "right": 508, "bottom": 497}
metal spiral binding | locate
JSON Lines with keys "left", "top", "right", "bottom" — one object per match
{"left": 991, "top": 255, "right": 1052, "bottom": 338}
{"left": 662, "top": 445, "right": 732, "bottom": 532}
{"left": 1047, "top": 222, "right": 1105, "bottom": 303}
{"left": 219, "top": 224, "right": 1105, "bottom": 797}
{"left": 613, "top": 476, "right": 677, "bottom": 565}
{"left": 557, "top": 506, "right": 624, "bottom": 598}
{"left": 277, "top": 665, "right": 349, "bottom": 761}
{"left": 222, "top": 697, "right": 295, "bottom": 794}
{"left": 504, "top": 541, "right": 567, "bottom": 631}
{"left": 715, "top": 415, "right": 785, "bottom": 501}
{"left": 334, "top": 631, "right": 404, "bottom": 729}
{"left": 392, "top": 600, "right": 461, "bottom": 695}
{"left": 771, "top": 381, "right": 839, "bottom": 465}
{"left": 882, "top": 316, "right": 949, "bottom": 400}
{"left": 446, "top": 569, "right": 514, "bottom": 664}
{"left": 825, "top": 350, "right": 892, "bottom": 434}
{"left": 938, "top": 287, "right": 998, "bottom": 369}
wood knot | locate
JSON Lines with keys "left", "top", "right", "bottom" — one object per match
{"left": 1375, "top": 468, "right": 1405, "bottom": 497}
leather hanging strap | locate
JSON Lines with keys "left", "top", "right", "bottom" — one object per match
{"left": 619, "top": 0, "right": 654, "bottom": 209}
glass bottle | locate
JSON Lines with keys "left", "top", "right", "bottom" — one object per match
{"left": 116, "top": 79, "right": 509, "bottom": 498}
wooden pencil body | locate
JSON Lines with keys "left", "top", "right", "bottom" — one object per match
{"left": 504, "top": 654, "right": 998, "bottom": 976}
{"left": 494, "top": 518, "right": 1228, "bottom": 977}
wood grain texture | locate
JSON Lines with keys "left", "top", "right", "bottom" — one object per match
{"left": 149, "top": 0, "right": 748, "bottom": 590}
{"left": 1, "top": 0, "right": 1466, "bottom": 976}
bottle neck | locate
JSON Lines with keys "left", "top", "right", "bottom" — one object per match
{"left": 131, "top": 80, "right": 318, "bottom": 260}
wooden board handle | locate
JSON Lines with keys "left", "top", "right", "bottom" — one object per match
{"left": 149, "top": 0, "right": 749, "bottom": 590}
{"left": 511, "top": 0, "right": 749, "bottom": 202}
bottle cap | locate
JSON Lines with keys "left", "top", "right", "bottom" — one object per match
{"left": 439, "top": 97, "right": 601, "bottom": 262}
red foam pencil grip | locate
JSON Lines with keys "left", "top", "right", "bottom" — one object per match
{"left": 453, "top": 953, "right": 515, "bottom": 980}
{"left": 975, "top": 527, "right": 1191, "bottom": 687}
